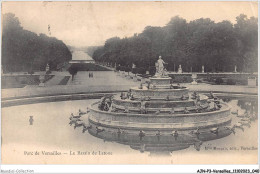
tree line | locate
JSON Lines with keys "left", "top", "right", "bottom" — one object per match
{"left": 92, "top": 14, "right": 257, "bottom": 73}
{"left": 2, "top": 13, "right": 72, "bottom": 73}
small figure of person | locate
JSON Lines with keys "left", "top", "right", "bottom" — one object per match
{"left": 156, "top": 130, "right": 161, "bottom": 141}
{"left": 172, "top": 130, "right": 178, "bottom": 140}
{"left": 29, "top": 116, "right": 34, "bottom": 125}
{"left": 139, "top": 130, "right": 145, "bottom": 141}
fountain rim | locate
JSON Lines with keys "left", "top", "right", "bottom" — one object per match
{"left": 112, "top": 93, "right": 209, "bottom": 103}
{"left": 2, "top": 91, "right": 256, "bottom": 108}
{"left": 88, "top": 101, "right": 231, "bottom": 118}
{"left": 130, "top": 86, "right": 189, "bottom": 91}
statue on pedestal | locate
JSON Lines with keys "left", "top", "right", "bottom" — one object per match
{"left": 46, "top": 63, "right": 50, "bottom": 72}
{"left": 155, "top": 56, "right": 167, "bottom": 77}
{"left": 178, "top": 65, "right": 182, "bottom": 73}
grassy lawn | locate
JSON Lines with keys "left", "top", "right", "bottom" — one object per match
{"left": 58, "top": 76, "right": 71, "bottom": 85}
{"left": 2, "top": 75, "right": 54, "bottom": 89}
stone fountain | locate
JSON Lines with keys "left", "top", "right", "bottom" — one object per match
{"left": 82, "top": 56, "right": 234, "bottom": 153}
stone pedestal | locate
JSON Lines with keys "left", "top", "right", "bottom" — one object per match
{"left": 150, "top": 77, "right": 171, "bottom": 86}
{"left": 39, "top": 75, "right": 45, "bottom": 87}
{"left": 191, "top": 73, "right": 198, "bottom": 85}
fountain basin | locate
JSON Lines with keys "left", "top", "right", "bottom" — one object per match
{"left": 88, "top": 101, "right": 231, "bottom": 133}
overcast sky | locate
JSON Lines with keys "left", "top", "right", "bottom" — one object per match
{"left": 2, "top": 1, "right": 258, "bottom": 48}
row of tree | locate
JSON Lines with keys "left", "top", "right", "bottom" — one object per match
{"left": 2, "top": 13, "right": 72, "bottom": 73}
{"left": 92, "top": 14, "right": 258, "bottom": 73}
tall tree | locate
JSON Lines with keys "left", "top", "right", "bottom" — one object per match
{"left": 2, "top": 13, "right": 72, "bottom": 73}
{"left": 92, "top": 14, "right": 258, "bottom": 73}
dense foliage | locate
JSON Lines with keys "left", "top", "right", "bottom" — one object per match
{"left": 2, "top": 13, "right": 72, "bottom": 73}
{"left": 93, "top": 15, "right": 258, "bottom": 73}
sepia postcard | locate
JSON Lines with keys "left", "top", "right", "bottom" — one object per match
{"left": 0, "top": 1, "right": 259, "bottom": 173}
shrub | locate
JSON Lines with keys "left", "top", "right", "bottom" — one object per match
{"left": 209, "top": 77, "right": 215, "bottom": 82}
{"left": 125, "top": 67, "right": 131, "bottom": 72}
{"left": 197, "top": 79, "right": 202, "bottom": 83}
{"left": 21, "top": 80, "right": 27, "bottom": 84}
{"left": 132, "top": 68, "right": 137, "bottom": 74}
{"left": 215, "top": 78, "right": 223, "bottom": 85}
{"left": 68, "top": 66, "right": 78, "bottom": 81}
{"left": 227, "top": 79, "right": 236, "bottom": 85}
{"left": 28, "top": 70, "right": 34, "bottom": 75}
{"left": 149, "top": 66, "right": 156, "bottom": 76}
{"left": 135, "top": 67, "right": 146, "bottom": 74}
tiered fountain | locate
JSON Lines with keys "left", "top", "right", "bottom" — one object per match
{"left": 88, "top": 57, "right": 231, "bottom": 133}
{"left": 79, "top": 56, "right": 235, "bottom": 153}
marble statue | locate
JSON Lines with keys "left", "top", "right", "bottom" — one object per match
{"left": 155, "top": 56, "right": 167, "bottom": 77}
{"left": 178, "top": 65, "right": 182, "bottom": 73}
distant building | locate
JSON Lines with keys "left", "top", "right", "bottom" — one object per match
{"left": 69, "top": 51, "right": 95, "bottom": 64}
